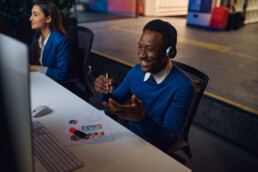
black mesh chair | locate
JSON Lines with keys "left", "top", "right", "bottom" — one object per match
{"left": 167, "top": 60, "right": 209, "bottom": 163}
{"left": 60, "top": 25, "right": 94, "bottom": 101}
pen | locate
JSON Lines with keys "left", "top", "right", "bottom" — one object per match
{"left": 106, "top": 73, "right": 109, "bottom": 92}
{"left": 69, "top": 127, "right": 90, "bottom": 139}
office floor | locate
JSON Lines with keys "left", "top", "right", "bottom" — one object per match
{"left": 177, "top": 123, "right": 258, "bottom": 172}
{"left": 74, "top": 13, "right": 258, "bottom": 172}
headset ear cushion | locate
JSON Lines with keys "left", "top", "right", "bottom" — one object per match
{"left": 166, "top": 46, "right": 172, "bottom": 58}
{"left": 166, "top": 47, "right": 177, "bottom": 58}
{"left": 170, "top": 48, "right": 177, "bottom": 58}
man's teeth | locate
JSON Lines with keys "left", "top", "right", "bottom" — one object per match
{"left": 142, "top": 61, "right": 149, "bottom": 64}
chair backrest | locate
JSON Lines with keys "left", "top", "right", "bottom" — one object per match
{"left": 172, "top": 60, "right": 209, "bottom": 141}
{"left": 68, "top": 25, "right": 94, "bottom": 83}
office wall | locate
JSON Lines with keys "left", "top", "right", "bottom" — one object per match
{"left": 108, "top": 0, "right": 136, "bottom": 15}
{"left": 88, "top": 0, "right": 136, "bottom": 16}
{"left": 88, "top": 0, "right": 108, "bottom": 12}
{"left": 143, "top": 0, "right": 188, "bottom": 16}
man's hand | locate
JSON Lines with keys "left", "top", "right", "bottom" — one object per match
{"left": 30, "top": 65, "right": 40, "bottom": 72}
{"left": 103, "top": 95, "right": 145, "bottom": 122}
{"left": 94, "top": 75, "right": 114, "bottom": 94}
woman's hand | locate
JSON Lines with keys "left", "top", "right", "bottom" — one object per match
{"left": 30, "top": 65, "right": 40, "bottom": 72}
{"left": 94, "top": 75, "right": 114, "bottom": 94}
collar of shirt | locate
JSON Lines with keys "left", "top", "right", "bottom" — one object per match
{"left": 38, "top": 32, "right": 51, "bottom": 49}
{"left": 143, "top": 60, "right": 173, "bottom": 84}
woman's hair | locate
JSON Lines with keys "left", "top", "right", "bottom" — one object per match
{"left": 31, "top": 1, "right": 68, "bottom": 65}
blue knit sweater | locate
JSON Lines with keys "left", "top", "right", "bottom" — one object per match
{"left": 100, "top": 63, "right": 195, "bottom": 150}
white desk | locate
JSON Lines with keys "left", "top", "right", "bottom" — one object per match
{"left": 31, "top": 72, "right": 191, "bottom": 172}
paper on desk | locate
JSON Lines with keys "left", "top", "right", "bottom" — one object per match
{"left": 65, "top": 110, "right": 113, "bottom": 145}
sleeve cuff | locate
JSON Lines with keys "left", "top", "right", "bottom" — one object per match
{"left": 100, "top": 93, "right": 113, "bottom": 102}
{"left": 39, "top": 66, "right": 48, "bottom": 74}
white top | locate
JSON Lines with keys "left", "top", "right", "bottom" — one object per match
{"left": 30, "top": 72, "right": 191, "bottom": 172}
{"left": 38, "top": 32, "right": 51, "bottom": 65}
{"left": 38, "top": 33, "right": 51, "bottom": 74}
{"left": 144, "top": 60, "right": 173, "bottom": 84}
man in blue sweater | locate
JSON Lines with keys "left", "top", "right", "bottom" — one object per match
{"left": 94, "top": 19, "right": 195, "bottom": 151}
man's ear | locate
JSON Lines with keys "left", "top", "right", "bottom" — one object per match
{"left": 46, "top": 16, "right": 52, "bottom": 24}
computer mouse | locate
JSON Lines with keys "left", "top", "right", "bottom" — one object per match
{"left": 32, "top": 105, "right": 52, "bottom": 118}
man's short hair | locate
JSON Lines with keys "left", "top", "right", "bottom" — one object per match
{"left": 143, "top": 19, "right": 177, "bottom": 51}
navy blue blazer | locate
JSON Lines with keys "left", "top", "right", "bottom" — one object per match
{"left": 30, "top": 31, "right": 71, "bottom": 81}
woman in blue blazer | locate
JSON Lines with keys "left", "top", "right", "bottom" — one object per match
{"left": 29, "top": 1, "right": 71, "bottom": 81}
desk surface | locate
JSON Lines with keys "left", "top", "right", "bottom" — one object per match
{"left": 31, "top": 72, "right": 191, "bottom": 172}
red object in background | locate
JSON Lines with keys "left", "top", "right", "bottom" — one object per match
{"left": 209, "top": 7, "right": 229, "bottom": 30}
{"left": 138, "top": 0, "right": 143, "bottom": 15}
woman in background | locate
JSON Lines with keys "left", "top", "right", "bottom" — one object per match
{"left": 29, "top": 1, "right": 71, "bottom": 81}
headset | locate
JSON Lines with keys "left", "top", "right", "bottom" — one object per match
{"left": 165, "top": 22, "right": 177, "bottom": 59}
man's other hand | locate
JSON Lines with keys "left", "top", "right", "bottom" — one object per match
{"left": 103, "top": 95, "right": 145, "bottom": 122}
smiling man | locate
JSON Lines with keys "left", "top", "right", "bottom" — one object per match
{"left": 94, "top": 19, "right": 195, "bottom": 151}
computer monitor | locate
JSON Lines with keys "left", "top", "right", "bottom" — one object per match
{"left": 0, "top": 33, "right": 34, "bottom": 172}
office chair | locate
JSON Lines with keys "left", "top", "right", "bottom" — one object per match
{"left": 60, "top": 25, "right": 95, "bottom": 101}
{"left": 167, "top": 60, "right": 209, "bottom": 163}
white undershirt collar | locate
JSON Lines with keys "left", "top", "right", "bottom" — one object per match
{"left": 143, "top": 60, "right": 173, "bottom": 84}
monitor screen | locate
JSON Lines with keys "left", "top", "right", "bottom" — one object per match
{"left": 0, "top": 33, "right": 34, "bottom": 172}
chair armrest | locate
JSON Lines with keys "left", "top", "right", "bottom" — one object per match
{"left": 167, "top": 139, "right": 189, "bottom": 154}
